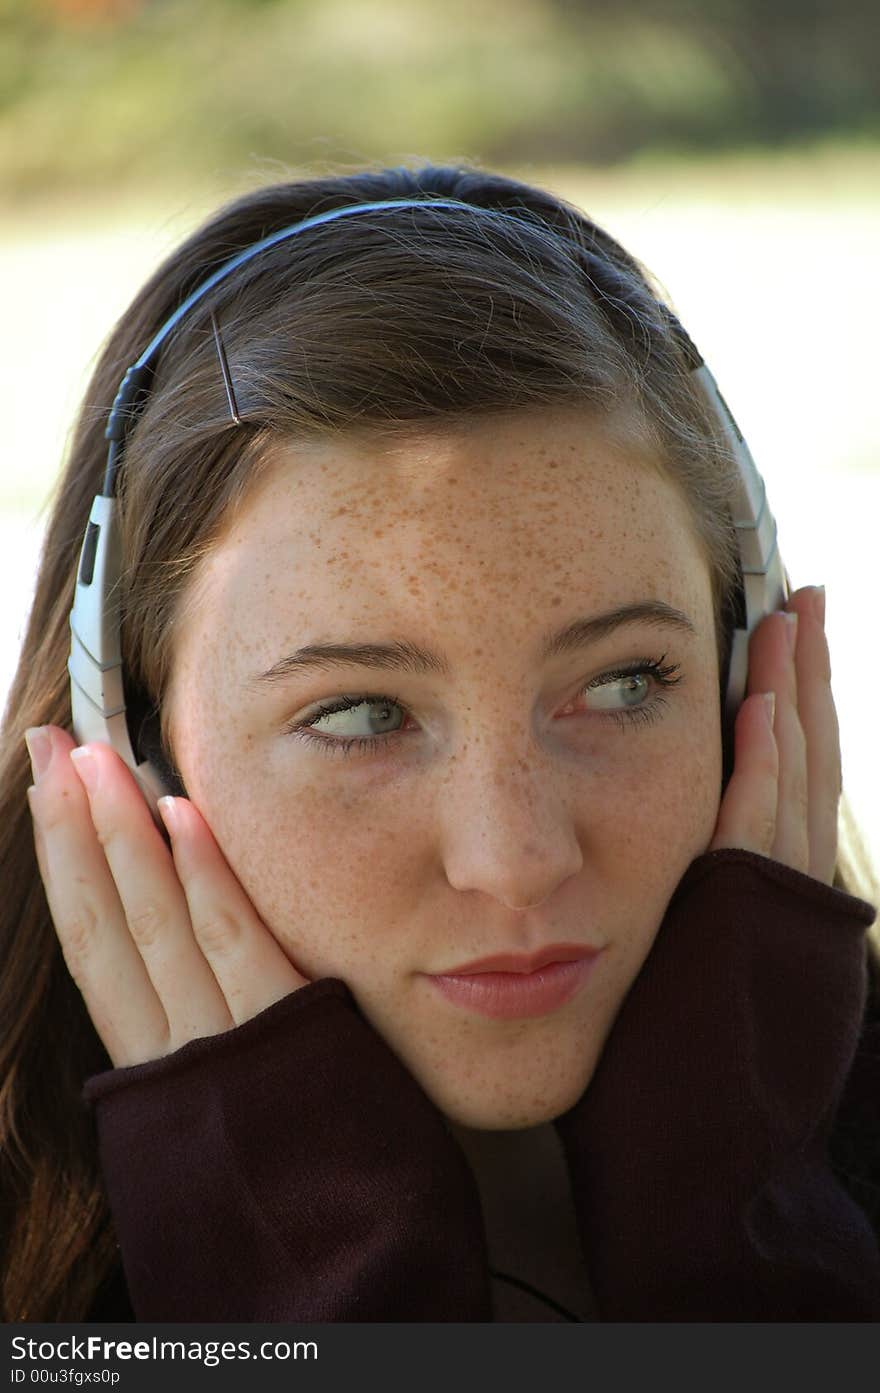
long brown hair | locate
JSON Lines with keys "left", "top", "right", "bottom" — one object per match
{"left": 2, "top": 161, "right": 877, "bottom": 1321}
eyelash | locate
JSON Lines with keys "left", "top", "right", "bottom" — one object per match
{"left": 284, "top": 654, "right": 684, "bottom": 761}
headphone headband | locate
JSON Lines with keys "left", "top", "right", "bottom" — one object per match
{"left": 104, "top": 198, "right": 523, "bottom": 493}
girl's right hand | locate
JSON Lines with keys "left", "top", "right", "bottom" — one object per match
{"left": 24, "top": 725, "right": 311, "bottom": 1069}
{"left": 707, "top": 584, "right": 840, "bottom": 887}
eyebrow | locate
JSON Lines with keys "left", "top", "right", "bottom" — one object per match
{"left": 244, "top": 600, "right": 697, "bottom": 689}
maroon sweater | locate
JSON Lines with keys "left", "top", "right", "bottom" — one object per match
{"left": 81, "top": 848, "right": 880, "bottom": 1322}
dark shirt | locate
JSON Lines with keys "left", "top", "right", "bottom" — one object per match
{"left": 81, "top": 848, "right": 880, "bottom": 1322}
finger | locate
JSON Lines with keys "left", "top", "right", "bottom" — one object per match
{"left": 708, "top": 691, "right": 779, "bottom": 856}
{"left": 787, "top": 587, "right": 841, "bottom": 885}
{"left": 768, "top": 613, "right": 810, "bottom": 875}
{"left": 68, "top": 741, "right": 236, "bottom": 1053}
{"left": 26, "top": 726, "right": 171, "bottom": 1068}
{"left": 741, "top": 606, "right": 810, "bottom": 875}
{"left": 158, "top": 796, "right": 309, "bottom": 1029}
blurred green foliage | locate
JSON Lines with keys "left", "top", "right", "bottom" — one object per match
{"left": 1, "top": 0, "right": 878, "bottom": 200}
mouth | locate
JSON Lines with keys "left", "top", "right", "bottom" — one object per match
{"left": 423, "top": 948, "right": 602, "bottom": 1021}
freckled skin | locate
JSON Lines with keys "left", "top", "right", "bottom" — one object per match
{"left": 166, "top": 403, "right": 722, "bottom": 1131}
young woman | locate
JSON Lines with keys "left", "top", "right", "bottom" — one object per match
{"left": 1, "top": 163, "right": 878, "bottom": 1323}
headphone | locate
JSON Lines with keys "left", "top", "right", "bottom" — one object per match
{"left": 67, "top": 196, "right": 789, "bottom": 830}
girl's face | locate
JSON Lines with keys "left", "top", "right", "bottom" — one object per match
{"left": 166, "top": 404, "right": 722, "bottom": 1129}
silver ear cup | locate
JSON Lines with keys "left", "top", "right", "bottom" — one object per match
{"left": 690, "top": 364, "right": 790, "bottom": 738}
{"left": 67, "top": 494, "right": 173, "bottom": 830}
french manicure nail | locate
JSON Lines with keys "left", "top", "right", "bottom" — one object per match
{"left": 762, "top": 691, "right": 776, "bottom": 728}
{"left": 70, "top": 747, "right": 98, "bottom": 793}
{"left": 24, "top": 727, "right": 51, "bottom": 782}
{"left": 783, "top": 611, "right": 798, "bottom": 655}
{"left": 814, "top": 585, "right": 826, "bottom": 626}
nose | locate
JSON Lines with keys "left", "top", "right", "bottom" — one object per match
{"left": 439, "top": 745, "right": 584, "bottom": 912}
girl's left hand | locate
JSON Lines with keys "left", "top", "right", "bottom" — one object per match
{"left": 707, "top": 584, "right": 842, "bottom": 886}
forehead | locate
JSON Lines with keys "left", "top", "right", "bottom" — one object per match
{"left": 180, "top": 405, "right": 711, "bottom": 655}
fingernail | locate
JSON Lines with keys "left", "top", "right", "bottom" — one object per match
{"left": 783, "top": 611, "right": 798, "bottom": 655}
{"left": 157, "top": 796, "right": 178, "bottom": 831}
{"left": 70, "top": 747, "right": 98, "bottom": 793}
{"left": 814, "top": 585, "right": 826, "bottom": 626}
{"left": 24, "top": 727, "right": 52, "bottom": 782}
{"left": 762, "top": 691, "right": 776, "bottom": 728}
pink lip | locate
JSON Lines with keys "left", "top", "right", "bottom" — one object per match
{"left": 440, "top": 942, "right": 599, "bottom": 976}
{"left": 424, "top": 946, "right": 602, "bottom": 1020}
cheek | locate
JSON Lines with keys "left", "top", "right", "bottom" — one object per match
{"left": 186, "top": 744, "right": 398, "bottom": 982}
{"left": 167, "top": 692, "right": 341, "bottom": 974}
{"left": 575, "top": 674, "right": 723, "bottom": 859}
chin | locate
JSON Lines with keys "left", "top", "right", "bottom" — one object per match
{"left": 426, "top": 1060, "right": 599, "bottom": 1132}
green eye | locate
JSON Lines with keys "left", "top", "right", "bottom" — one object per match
{"left": 586, "top": 671, "right": 651, "bottom": 709}
{"left": 288, "top": 655, "right": 684, "bottom": 760}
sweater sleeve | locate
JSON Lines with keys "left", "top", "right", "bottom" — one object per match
{"left": 81, "top": 977, "right": 492, "bottom": 1322}
{"left": 553, "top": 847, "right": 880, "bottom": 1322}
